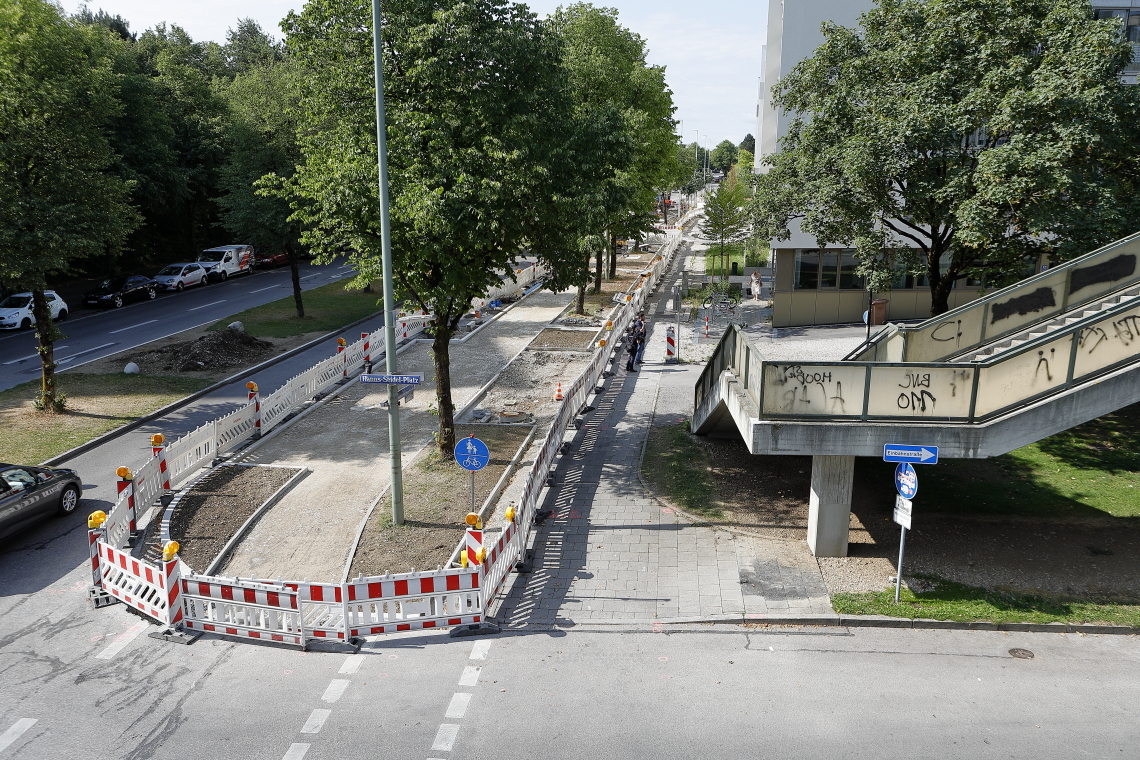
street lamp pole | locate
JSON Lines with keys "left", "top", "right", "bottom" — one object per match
{"left": 371, "top": 0, "right": 405, "bottom": 526}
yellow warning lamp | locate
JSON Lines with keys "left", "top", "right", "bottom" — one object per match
{"left": 88, "top": 511, "right": 107, "bottom": 528}
{"left": 337, "top": 337, "right": 346, "bottom": 347}
{"left": 116, "top": 466, "right": 133, "bottom": 480}
{"left": 246, "top": 381, "right": 259, "bottom": 392}
{"left": 598, "top": 339, "right": 607, "bottom": 347}
{"left": 476, "top": 547, "right": 487, "bottom": 564}
{"left": 505, "top": 506, "right": 516, "bottom": 523}
{"left": 605, "top": 321, "right": 613, "bottom": 330}
{"left": 460, "top": 551, "right": 469, "bottom": 568}
{"left": 162, "top": 541, "right": 180, "bottom": 561}
{"left": 150, "top": 433, "right": 165, "bottom": 446}
{"left": 465, "top": 512, "right": 482, "bottom": 530}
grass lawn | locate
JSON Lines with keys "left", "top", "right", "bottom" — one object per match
{"left": 704, "top": 243, "right": 748, "bottom": 278}
{"left": 0, "top": 374, "right": 212, "bottom": 464}
{"left": 209, "top": 279, "right": 384, "bottom": 338}
{"left": 642, "top": 421, "right": 721, "bottom": 518}
{"left": 833, "top": 575, "right": 1140, "bottom": 626}
{"left": 855, "top": 402, "right": 1140, "bottom": 519}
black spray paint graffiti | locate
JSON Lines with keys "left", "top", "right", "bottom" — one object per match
{"left": 777, "top": 366, "right": 849, "bottom": 414}
{"left": 1113, "top": 315, "right": 1140, "bottom": 344}
{"left": 893, "top": 369, "right": 970, "bottom": 414}
{"left": 898, "top": 390, "right": 936, "bottom": 413}
{"left": 1035, "top": 348, "right": 1056, "bottom": 382}
{"left": 991, "top": 287, "right": 1056, "bottom": 324}
{"left": 930, "top": 320, "right": 964, "bottom": 347}
{"left": 1069, "top": 254, "right": 1137, "bottom": 294}
{"left": 1078, "top": 326, "right": 1109, "bottom": 354}
{"left": 899, "top": 373, "right": 931, "bottom": 389}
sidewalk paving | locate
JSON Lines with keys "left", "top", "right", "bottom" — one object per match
{"left": 493, "top": 235, "right": 835, "bottom": 628}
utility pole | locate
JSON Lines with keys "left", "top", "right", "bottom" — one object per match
{"left": 371, "top": 0, "right": 405, "bottom": 525}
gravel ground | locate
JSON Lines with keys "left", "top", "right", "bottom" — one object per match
{"left": 472, "top": 350, "right": 594, "bottom": 424}
{"left": 169, "top": 465, "right": 300, "bottom": 573}
{"left": 529, "top": 328, "right": 597, "bottom": 350}
{"left": 348, "top": 424, "right": 533, "bottom": 577}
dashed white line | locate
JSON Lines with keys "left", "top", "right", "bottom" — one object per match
{"left": 250, "top": 285, "right": 279, "bottom": 294}
{"left": 2, "top": 348, "right": 67, "bottom": 366}
{"left": 458, "top": 665, "right": 481, "bottom": 686}
{"left": 321, "top": 679, "right": 350, "bottom": 704}
{"left": 431, "top": 724, "right": 460, "bottom": 752}
{"left": 95, "top": 621, "right": 147, "bottom": 659}
{"left": 109, "top": 319, "right": 158, "bottom": 334}
{"left": 339, "top": 654, "right": 364, "bottom": 674}
{"left": 57, "top": 342, "right": 116, "bottom": 364}
{"left": 187, "top": 300, "right": 227, "bottom": 311}
{"left": 300, "top": 274, "right": 321, "bottom": 281}
{"left": 281, "top": 743, "right": 310, "bottom": 760}
{"left": 445, "top": 693, "right": 472, "bottom": 719}
{"left": 0, "top": 719, "right": 37, "bottom": 754}
{"left": 469, "top": 640, "right": 491, "bottom": 660}
{"left": 300, "top": 709, "right": 330, "bottom": 734}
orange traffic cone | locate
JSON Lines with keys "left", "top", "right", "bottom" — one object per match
{"left": 553, "top": 382, "right": 563, "bottom": 401}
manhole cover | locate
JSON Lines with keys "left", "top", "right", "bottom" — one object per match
{"left": 1009, "top": 648, "right": 1035, "bottom": 660}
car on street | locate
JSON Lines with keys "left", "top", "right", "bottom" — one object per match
{"left": 0, "top": 291, "right": 68, "bottom": 330}
{"left": 0, "top": 464, "right": 82, "bottom": 541}
{"left": 254, "top": 250, "right": 291, "bottom": 269}
{"left": 154, "top": 263, "right": 208, "bottom": 292}
{"left": 83, "top": 275, "right": 158, "bottom": 308}
{"left": 197, "top": 245, "right": 254, "bottom": 281}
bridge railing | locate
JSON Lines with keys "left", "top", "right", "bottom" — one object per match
{"left": 846, "top": 231, "right": 1140, "bottom": 364}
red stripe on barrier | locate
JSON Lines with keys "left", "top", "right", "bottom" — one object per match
{"left": 420, "top": 577, "right": 435, "bottom": 594}
{"left": 394, "top": 580, "right": 408, "bottom": 596}
{"left": 310, "top": 586, "right": 324, "bottom": 602}
{"left": 446, "top": 574, "right": 459, "bottom": 591}
{"left": 221, "top": 586, "right": 234, "bottom": 601}
{"left": 397, "top": 623, "right": 410, "bottom": 631}
{"left": 423, "top": 621, "right": 436, "bottom": 629}
{"left": 267, "top": 591, "right": 280, "bottom": 607}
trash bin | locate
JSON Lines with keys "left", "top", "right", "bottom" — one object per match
{"left": 731, "top": 262, "right": 739, "bottom": 276}
{"left": 870, "top": 298, "right": 889, "bottom": 326}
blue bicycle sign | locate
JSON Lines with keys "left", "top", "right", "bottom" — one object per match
{"left": 454, "top": 436, "right": 489, "bottom": 471}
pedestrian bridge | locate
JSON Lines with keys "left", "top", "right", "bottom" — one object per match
{"left": 692, "top": 231, "right": 1140, "bottom": 556}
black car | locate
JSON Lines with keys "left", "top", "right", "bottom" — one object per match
{"left": 83, "top": 275, "right": 158, "bottom": 308}
{"left": 0, "top": 464, "right": 83, "bottom": 541}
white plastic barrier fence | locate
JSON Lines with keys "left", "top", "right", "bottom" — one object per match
{"left": 132, "top": 454, "right": 166, "bottom": 519}
{"left": 215, "top": 402, "right": 259, "bottom": 455}
{"left": 97, "top": 542, "right": 182, "bottom": 625}
{"left": 180, "top": 574, "right": 305, "bottom": 647}
{"left": 342, "top": 569, "right": 482, "bottom": 636}
{"left": 102, "top": 490, "right": 132, "bottom": 550}
{"left": 166, "top": 421, "right": 215, "bottom": 488}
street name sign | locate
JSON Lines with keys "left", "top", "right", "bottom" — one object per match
{"left": 894, "top": 463, "right": 918, "bottom": 499}
{"left": 883, "top": 444, "right": 939, "bottom": 464}
{"left": 893, "top": 495, "right": 913, "bottom": 529}
{"left": 360, "top": 373, "right": 424, "bottom": 385}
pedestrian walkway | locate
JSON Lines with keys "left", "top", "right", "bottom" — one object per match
{"left": 494, "top": 233, "right": 834, "bottom": 628}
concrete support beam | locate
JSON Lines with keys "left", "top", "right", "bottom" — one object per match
{"left": 807, "top": 455, "right": 854, "bottom": 557}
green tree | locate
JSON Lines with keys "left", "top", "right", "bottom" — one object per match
{"left": 736, "top": 148, "right": 754, "bottom": 172}
{"left": 281, "top": 0, "right": 591, "bottom": 456}
{"left": 752, "top": 0, "right": 1140, "bottom": 315}
{"left": 700, "top": 176, "right": 750, "bottom": 281}
{"left": 0, "top": 0, "right": 139, "bottom": 410}
{"left": 709, "top": 139, "right": 738, "bottom": 174}
{"left": 739, "top": 133, "right": 755, "bottom": 154}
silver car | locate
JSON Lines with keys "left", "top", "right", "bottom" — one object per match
{"left": 154, "top": 263, "right": 208, "bottom": 292}
{"left": 0, "top": 464, "right": 83, "bottom": 541}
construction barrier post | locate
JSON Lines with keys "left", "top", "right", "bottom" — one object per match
{"left": 150, "top": 433, "right": 170, "bottom": 491}
{"left": 337, "top": 338, "right": 347, "bottom": 378}
{"left": 162, "top": 541, "right": 184, "bottom": 627}
{"left": 87, "top": 511, "right": 107, "bottom": 587}
{"left": 665, "top": 325, "right": 677, "bottom": 363}
{"left": 464, "top": 514, "right": 484, "bottom": 567}
{"left": 115, "top": 466, "right": 136, "bottom": 533}
{"left": 246, "top": 382, "right": 261, "bottom": 436}
{"left": 362, "top": 332, "right": 371, "bottom": 363}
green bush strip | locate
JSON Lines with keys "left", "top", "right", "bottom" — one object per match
{"left": 833, "top": 574, "right": 1140, "bottom": 627}
{"left": 209, "top": 279, "right": 383, "bottom": 337}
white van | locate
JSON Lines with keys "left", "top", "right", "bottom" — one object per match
{"left": 197, "top": 245, "right": 254, "bottom": 282}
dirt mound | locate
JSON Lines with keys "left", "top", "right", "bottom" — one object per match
{"left": 135, "top": 328, "right": 275, "bottom": 373}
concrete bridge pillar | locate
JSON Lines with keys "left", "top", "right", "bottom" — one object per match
{"left": 807, "top": 455, "right": 854, "bottom": 557}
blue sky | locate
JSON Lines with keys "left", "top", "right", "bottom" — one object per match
{"left": 63, "top": 0, "right": 766, "bottom": 148}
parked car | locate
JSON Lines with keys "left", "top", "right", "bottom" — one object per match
{"left": 0, "top": 291, "right": 68, "bottom": 330}
{"left": 197, "top": 245, "right": 254, "bottom": 281}
{"left": 83, "top": 275, "right": 158, "bottom": 308}
{"left": 154, "top": 263, "right": 208, "bottom": 292}
{"left": 254, "top": 250, "right": 290, "bottom": 269}
{"left": 0, "top": 464, "right": 82, "bottom": 541}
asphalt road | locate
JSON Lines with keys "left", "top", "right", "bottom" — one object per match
{"left": 0, "top": 259, "right": 356, "bottom": 392}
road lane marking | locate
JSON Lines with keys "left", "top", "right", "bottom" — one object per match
{"left": 57, "top": 343, "right": 117, "bottom": 365}
{"left": 321, "top": 679, "right": 350, "bottom": 703}
{"left": 281, "top": 743, "right": 310, "bottom": 760}
{"left": 250, "top": 285, "right": 279, "bottom": 294}
{"left": 188, "top": 300, "right": 226, "bottom": 312}
{"left": 469, "top": 640, "right": 491, "bottom": 659}
{"left": 458, "top": 665, "right": 480, "bottom": 686}
{"left": 95, "top": 621, "right": 147, "bottom": 659}
{"left": 431, "top": 725, "right": 460, "bottom": 752}
{"left": 0, "top": 719, "right": 37, "bottom": 754}
{"left": 109, "top": 320, "right": 158, "bottom": 334}
{"left": 339, "top": 654, "right": 364, "bottom": 674}
{"left": 445, "top": 693, "right": 472, "bottom": 719}
{"left": 3, "top": 348, "right": 68, "bottom": 366}
{"left": 300, "top": 709, "right": 330, "bottom": 734}
{"left": 300, "top": 274, "right": 320, "bottom": 281}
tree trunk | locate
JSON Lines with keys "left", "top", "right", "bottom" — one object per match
{"left": 928, "top": 252, "right": 953, "bottom": 316}
{"left": 593, "top": 244, "right": 603, "bottom": 295}
{"left": 608, "top": 232, "right": 618, "bottom": 279}
{"left": 576, "top": 283, "right": 586, "bottom": 315}
{"left": 662, "top": 194, "right": 670, "bottom": 225}
{"left": 432, "top": 310, "right": 457, "bottom": 458}
{"left": 287, "top": 244, "right": 305, "bottom": 318}
{"left": 31, "top": 289, "right": 62, "bottom": 413}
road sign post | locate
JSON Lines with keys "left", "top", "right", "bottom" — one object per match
{"left": 893, "top": 495, "right": 913, "bottom": 604}
{"left": 884, "top": 445, "right": 935, "bottom": 604}
{"left": 883, "top": 444, "right": 939, "bottom": 464}
{"left": 454, "top": 435, "right": 490, "bottom": 515}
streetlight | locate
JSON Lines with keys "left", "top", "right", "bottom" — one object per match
{"left": 371, "top": 0, "right": 406, "bottom": 525}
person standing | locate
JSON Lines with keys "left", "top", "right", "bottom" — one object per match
{"left": 750, "top": 270, "right": 762, "bottom": 302}
{"left": 635, "top": 313, "right": 647, "bottom": 364}
{"left": 625, "top": 326, "right": 640, "bottom": 372}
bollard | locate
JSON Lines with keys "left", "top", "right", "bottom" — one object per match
{"left": 151, "top": 433, "right": 170, "bottom": 491}
{"left": 665, "top": 326, "right": 677, "bottom": 363}
{"left": 362, "top": 332, "right": 371, "bottom": 363}
{"left": 704, "top": 314, "right": 709, "bottom": 339}
{"left": 246, "top": 381, "right": 262, "bottom": 435}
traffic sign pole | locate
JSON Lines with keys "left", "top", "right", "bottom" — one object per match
{"left": 895, "top": 525, "right": 907, "bottom": 604}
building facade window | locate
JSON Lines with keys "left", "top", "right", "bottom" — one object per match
{"left": 839, "top": 252, "right": 863, "bottom": 289}
{"left": 795, "top": 249, "right": 864, "bottom": 289}
{"left": 794, "top": 250, "right": 820, "bottom": 289}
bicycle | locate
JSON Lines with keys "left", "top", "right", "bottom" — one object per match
{"left": 702, "top": 295, "right": 738, "bottom": 316}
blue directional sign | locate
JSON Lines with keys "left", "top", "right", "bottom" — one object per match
{"left": 883, "top": 443, "right": 939, "bottom": 465}
{"left": 360, "top": 373, "right": 424, "bottom": 385}
{"left": 454, "top": 436, "right": 490, "bottom": 471}
{"left": 894, "top": 463, "right": 918, "bottom": 499}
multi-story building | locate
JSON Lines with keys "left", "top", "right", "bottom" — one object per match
{"left": 760, "top": 0, "right": 1139, "bottom": 327}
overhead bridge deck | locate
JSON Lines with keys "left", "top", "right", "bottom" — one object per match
{"left": 692, "top": 231, "right": 1140, "bottom": 556}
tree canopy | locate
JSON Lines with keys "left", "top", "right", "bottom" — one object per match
{"left": 752, "top": 0, "right": 1140, "bottom": 315}
{"left": 739, "top": 133, "right": 755, "bottom": 154}
{"left": 710, "top": 139, "right": 738, "bottom": 174}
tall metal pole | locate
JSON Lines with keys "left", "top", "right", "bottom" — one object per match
{"left": 371, "top": 0, "right": 404, "bottom": 526}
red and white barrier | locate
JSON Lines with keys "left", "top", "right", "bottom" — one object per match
{"left": 246, "top": 384, "right": 261, "bottom": 436}
{"left": 665, "top": 325, "right": 676, "bottom": 362}
{"left": 343, "top": 569, "right": 481, "bottom": 636}
{"left": 362, "top": 332, "right": 371, "bottom": 363}
{"left": 180, "top": 574, "right": 304, "bottom": 647}
{"left": 97, "top": 542, "right": 181, "bottom": 625}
